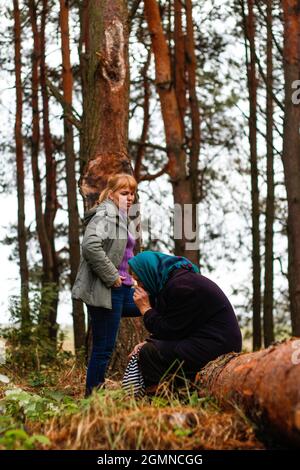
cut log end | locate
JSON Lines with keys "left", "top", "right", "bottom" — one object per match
{"left": 195, "top": 338, "right": 300, "bottom": 447}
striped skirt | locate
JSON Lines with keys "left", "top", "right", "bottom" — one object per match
{"left": 122, "top": 353, "right": 145, "bottom": 398}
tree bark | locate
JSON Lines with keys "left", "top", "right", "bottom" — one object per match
{"left": 144, "top": 0, "right": 199, "bottom": 265}
{"left": 134, "top": 49, "right": 151, "bottom": 182}
{"left": 174, "top": 0, "right": 186, "bottom": 134}
{"left": 79, "top": 0, "right": 132, "bottom": 210}
{"left": 59, "top": 0, "right": 86, "bottom": 356}
{"left": 40, "top": 0, "right": 59, "bottom": 341}
{"left": 195, "top": 338, "right": 300, "bottom": 447}
{"left": 242, "top": 0, "right": 262, "bottom": 350}
{"left": 78, "top": 0, "right": 89, "bottom": 177}
{"left": 28, "top": 1, "right": 55, "bottom": 325}
{"left": 282, "top": 0, "right": 300, "bottom": 336}
{"left": 263, "top": 0, "right": 275, "bottom": 347}
{"left": 79, "top": 0, "right": 144, "bottom": 373}
{"left": 40, "top": 0, "right": 58, "bottom": 240}
{"left": 13, "top": 0, "right": 30, "bottom": 326}
{"left": 185, "top": 0, "right": 201, "bottom": 263}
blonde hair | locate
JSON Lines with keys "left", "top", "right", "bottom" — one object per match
{"left": 98, "top": 174, "right": 137, "bottom": 204}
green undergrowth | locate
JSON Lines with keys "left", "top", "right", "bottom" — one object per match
{"left": 0, "top": 364, "right": 263, "bottom": 450}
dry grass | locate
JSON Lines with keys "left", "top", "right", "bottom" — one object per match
{"left": 0, "top": 358, "right": 86, "bottom": 399}
{"left": 1, "top": 360, "right": 265, "bottom": 450}
{"left": 41, "top": 393, "right": 264, "bottom": 450}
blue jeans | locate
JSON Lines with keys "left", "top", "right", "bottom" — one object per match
{"left": 86, "top": 285, "right": 141, "bottom": 395}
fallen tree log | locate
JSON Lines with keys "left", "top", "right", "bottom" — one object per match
{"left": 195, "top": 338, "right": 300, "bottom": 447}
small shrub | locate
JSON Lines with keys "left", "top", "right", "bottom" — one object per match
{"left": 1, "top": 286, "right": 67, "bottom": 372}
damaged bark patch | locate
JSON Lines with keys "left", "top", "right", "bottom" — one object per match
{"left": 80, "top": 152, "right": 132, "bottom": 209}
{"left": 100, "top": 19, "right": 126, "bottom": 91}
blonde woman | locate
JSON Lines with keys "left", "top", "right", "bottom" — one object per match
{"left": 72, "top": 174, "right": 141, "bottom": 396}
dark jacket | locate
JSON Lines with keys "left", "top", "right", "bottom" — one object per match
{"left": 143, "top": 268, "right": 242, "bottom": 372}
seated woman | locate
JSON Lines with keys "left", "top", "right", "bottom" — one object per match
{"left": 126, "top": 251, "right": 242, "bottom": 392}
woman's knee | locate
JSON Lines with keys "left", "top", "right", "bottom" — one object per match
{"left": 138, "top": 342, "right": 155, "bottom": 362}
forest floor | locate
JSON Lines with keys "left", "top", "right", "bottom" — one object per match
{"left": 0, "top": 358, "right": 270, "bottom": 450}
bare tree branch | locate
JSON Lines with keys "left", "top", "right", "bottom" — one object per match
{"left": 46, "top": 79, "right": 82, "bottom": 130}
{"left": 140, "top": 163, "right": 169, "bottom": 181}
{"left": 129, "top": 139, "right": 167, "bottom": 152}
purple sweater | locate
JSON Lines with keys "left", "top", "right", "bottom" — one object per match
{"left": 118, "top": 231, "right": 135, "bottom": 286}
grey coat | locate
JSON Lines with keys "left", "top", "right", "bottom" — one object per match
{"left": 71, "top": 198, "right": 131, "bottom": 309}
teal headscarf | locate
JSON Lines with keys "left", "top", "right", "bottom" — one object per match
{"left": 128, "top": 251, "right": 200, "bottom": 297}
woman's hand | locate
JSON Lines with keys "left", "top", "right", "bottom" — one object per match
{"left": 112, "top": 275, "right": 126, "bottom": 287}
{"left": 128, "top": 341, "right": 147, "bottom": 359}
{"left": 133, "top": 286, "right": 151, "bottom": 315}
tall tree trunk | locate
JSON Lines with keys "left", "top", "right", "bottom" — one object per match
{"left": 78, "top": 0, "right": 90, "bottom": 178}
{"left": 196, "top": 339, "right": 300, "bottom": 447}
{"left": 59, "top": 0, "right": 86, "bottom": 356}
{"left": 144, "top": 0, "right": 199, "bottom": 265}
{"left": 28, "top": 0, "right": 55, "bottom": 338}
{"left": 174, "top": 0, "right": 186, "bottom": 134}
{"left": 79, "top": 0, "right": 144, "bottom": 375}
{"left": 134, "top": 49, "right": 151, "bottom": 182}
{"left": 185, "top": 0, "right": 201, "bottom": 262}
{"left": 79, "top": 0, "right": 132, "bottom": 210}
{"left": 13, "top": 0, "right": 30, "bottom": 326}
{"left": 282, "top": 0, "right": 300, "bottom": 336}
{"left": 263, "top": 0, "right": 275, "bottom": 347}
{"left": 242, "top": 0, "right": 262, "bottom": 350}
{"left": 40, "top": 0, "right": 59, "bottom": 341}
